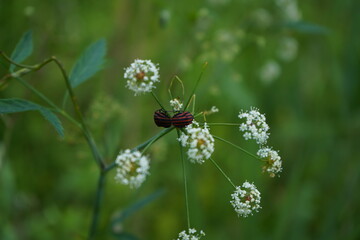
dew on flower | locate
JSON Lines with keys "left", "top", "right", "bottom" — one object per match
{"left": 230, "top": 181, "right": 261, "bottom": 217}
{"left": 114, "top": 149, "right": 150, "bottom": 188}
{"left": 174, "top": 228, "right": 205, "bottom": 240}
{"left": 178, "top": 121, "right": 215, "bottom": 164}
{"left": 257, "top": 147, "right": 282, "bottom": 177}
{"left": 124, "top": 59, "right": 160, "bottom": 95}
{"left": 238, "top": 107, "right": 270, "bottom": 145}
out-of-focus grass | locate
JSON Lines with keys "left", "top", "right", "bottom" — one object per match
{"left": 1, "top": 0, "right": 360, "bottom": 239}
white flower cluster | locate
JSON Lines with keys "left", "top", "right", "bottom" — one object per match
{"left": 124, "top": 59, "right": 160, "bottom": 95}
{"left": 175, "top": 228, "right": 205, "bottom": 240}
{"left": 114, "top": 149, "right": 150, "bottom": 188}
{"left": 257, "top": 147, "right": 282, "bottom": 177}
{"left": 170, "top": 98, "right": 183, "bottom": 111}
{"left": 178, "top": 121, "right": 215, "bottom": 164}
{"left": 231, "top": 181, "right": 261, "bottom": 217}
{"left": 238, "top": 107, "right": 270, "bottom": 145}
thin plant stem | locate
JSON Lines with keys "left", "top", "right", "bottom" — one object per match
{"left": 168, "top": 75, "right": 185, "bottom": 100}
{"left": 209, "top": 157, "right": 236, "bottom": 189}
{"left": 15, "top": 77, "right": 81, "bottom": 128}
{"left": 151, "top": 91, "right": 166, "bottom": 110}
{"left": 50, "top": 56, "right": 105, "bottom": 169}
{"left": 104, "top": 127, "right": 175, "bottom": 172}
{"left": 88, "top": 172, "right": 106, "bottom": 240}
{"left": 206, "top": 123, "right": 241, "bottom": 126}
{"left": 213, "top": 135, "right": 261, "bottom": 161}
{"left": 183, "top": 62, "right": 207, "bottom": 111}
{"left": 177, "top": 129, "right": 191, "bottom": 229}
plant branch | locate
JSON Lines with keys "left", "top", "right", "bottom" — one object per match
{"left": 88, "top": 172, "right": 106, "bottom": 240}
{"left": 212, "top": 135, "right": 261, "bottom": 161}
{"left": 209, "top": 157, "right": 236, "bottom": 188}
{"left": 104, "top": 127, "right": 175, "bottom": 172}
{"left": 177, "top": 129, "right": 191, "bottom": 229}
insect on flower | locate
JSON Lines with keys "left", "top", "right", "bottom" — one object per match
{"left": 172, "top": 111, "right": 194, "bottom": 128}
{"left": 154, "top": 109, "right": 172, "bottom": 128}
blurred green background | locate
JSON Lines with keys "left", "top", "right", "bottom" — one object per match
{"left": 1, "top": 0, "right": 360, "bottom": 239}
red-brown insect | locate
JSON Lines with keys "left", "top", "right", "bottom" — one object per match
{"left": 154, "top": 109, "right": 172, "bottom": 128}
{"left": 172, "top": 111, "right": 194, "bottom": 128}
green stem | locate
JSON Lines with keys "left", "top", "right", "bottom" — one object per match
{"left": 177, "top": 129, "right": 191, "bottom": 229}
{"left": 88, "top": 172, "right": 106, "bottom": 240}
{"left": 206, "top": 123, "right": 241, "bottom": 126}
{"left": 104, "top": 127, "right": 175, "bottom": 173}
{"left": 209, "top": 157, "right": 236, "bottom": 189}
{"left": 183, "top": 62, "right": 208, "bottom": 111}
{"left": 51, "top": 57, "right": 105, "bottom": 169}
{"left": 151, "top": 91, "right": 166, "bottom": 110}
{"left": 213, "top": 135, "right": 261, "bottom": 161}
{"left": 15, "top": 77, "right": 81, "bottom": 128}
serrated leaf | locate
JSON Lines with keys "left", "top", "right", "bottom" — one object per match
{"left": 282, "top": 21, "right": 329, "bottom": 35}
{"left": 111, "top": 189, "right": 165, "bottom": 225}
{"left": 0, "top": 98, "right": 64, "bottom": 137}
{"left": 69, "top": 39, "right": 107, "bottom": 88}
{"left": 9, "top": 30, "right": 33, "bottom": 72}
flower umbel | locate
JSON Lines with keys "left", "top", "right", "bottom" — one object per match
{"left": 175, "top": 228, "right": 205, "bottom": 240}
{"left": 124, "top": 59, "right": 160, "bottom": 95}
{"left": 178, "top": 121, "right": 215, "bottom": 164}
{"left": 238, "top": 107, "right": 270, "bottom": 145}
{"left": 231, "top": 181, "right": 261, "bottom": 217}
{"left": 257, "top": 147, "right": 282, "bottom": 177}
{"left": 170, "top": 98, "right": 183, "bottom": 111}
{"left": 114, "top": 149, "right": 150, "bottom": 188}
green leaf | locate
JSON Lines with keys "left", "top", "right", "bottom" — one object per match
{"left": 69, "top": 39, "right": 107, "bottom": 88}
{"left": 111, "top": 189, "right": 165, "bottom": 225}
{"left": 282, "top": 21, "right": 329, "bottom": 35}
{"left": 9, "top": 30, "right": 33, "bottom": 72}
{"left": 0, "top": 98, "right": 64, "bottom": 137}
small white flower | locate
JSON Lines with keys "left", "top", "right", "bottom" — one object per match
{"left": 170, "top": 98, "right": 183, "bottom": 111}
{"left": 257, "top": 147, "right": 282, "bottom": 177}
{"left": 238, "top": 107, "right": 270, "bottom": 145}
{"left": 124, "top": 59, "right": 160, "bottom": 95}
{"left": 231, "top": 181, "right": 261, "bottom": 217}
{"left": 114, "top": 149, "right": 150, "bottom": 188}
{"left": 175, "top": 228, "right": 205, "bottom": 240}
{"left": 178, "top": 121, "right": 215, "bottom": 164}
{"left": 210, "top": 106, "right": 219, "bottom": 113}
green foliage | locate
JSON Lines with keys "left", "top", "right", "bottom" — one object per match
{"left": 69, "top": 39, "right": 107, "bottom": 88}
{"left": 283, "top": 21, "right": 329, "bottom": 34}
{"left": 9, "top": 30, "right": 33, "bottom": 72}
{"left": 0, "top": 98, "right": 64, "bottom": 137}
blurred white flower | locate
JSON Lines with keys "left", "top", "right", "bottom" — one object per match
{"left": 252, "top": 8, "right": 273, "bottom": 29}
{"left": 259, "top": 59, "right": 281, "bottom": 84}
{"left": 170, "top": 98, "right": 183, "bottom": 111}
{"left": 124, "top": 59, "right": 160, "bottom": 95}
{"left": 115, "top": 149, "right": 150, "bottom": 188}
{"left": 210, "top": 106, "right": 219, "bottom": 113}
{"left": 178, "top": 121, "right": 215, "bottom": 164}
{"left": 238, "top": 107, "right": 270, "bottom": 145}
{"left": 257, "top": 147, "right": 282, "bottom": 177}
{"left": 277, "top": 37, "right": 298, "bottom": 62}
{"left": 175, "top": 228, "right": 205, "bottom": 240}
{"left": 276, "top": 0, "right": 302, "bottom": 22}
{"left": 231, "top": 181, "right": 261, "bottom": 217}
